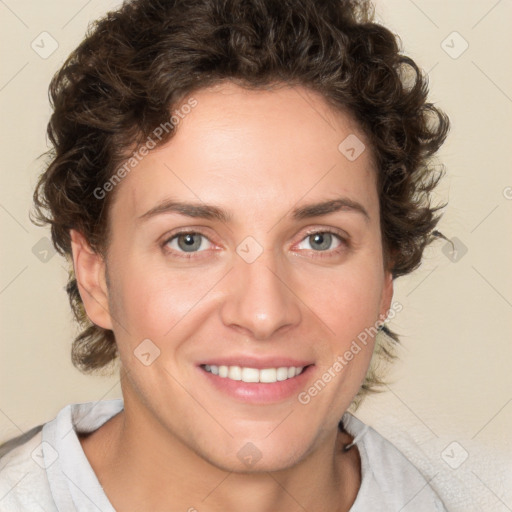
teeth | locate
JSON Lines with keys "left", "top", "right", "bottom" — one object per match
{"left": 242, "top": 367, "right": 260, "bottom": 383}
{"left": 259, "top": 368, "right": 277, "bottom": 383}
{"left": 228, "top": 366, "right": 242, "bottom": 381}
{"left": 203, "top": 365, "right": 305, "bottom": 383}
{"left": 276, "top": 367, "right": 289, "bottom": 381}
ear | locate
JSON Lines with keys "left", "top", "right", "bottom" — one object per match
{"left": 379, "top": 270, "right": 394, "bottom": 322}
{"left": 70, "top": 229, "right": 113, "bottom": 330}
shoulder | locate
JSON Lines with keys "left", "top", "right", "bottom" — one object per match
{"left": 0, "top": 427, "right": 57, "bottom": 511}
{"left": 0, "top": 399, "right": 123, "bottom": 512}
{"left": 342, "top": 413, "right": 447, "bottom": 512}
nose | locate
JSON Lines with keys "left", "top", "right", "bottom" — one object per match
{"left": 219, "top": 250, "right": 302, "bottom": 340}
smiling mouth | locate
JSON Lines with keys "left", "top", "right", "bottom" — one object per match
{"left": 201, "top": 364, "right": 307, "bottom": 383}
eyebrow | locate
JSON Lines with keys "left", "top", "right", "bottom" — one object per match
{"left": 138, "top": 197, "right": 370, "bottom": 223}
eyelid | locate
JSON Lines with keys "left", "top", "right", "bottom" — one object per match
{"left": 299, "top": 226, "right": 350, "bottom": 242}
{"left": 161, "top": 226, "right": 217, "bottom": 244}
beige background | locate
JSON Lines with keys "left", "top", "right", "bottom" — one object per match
{"left": 1, "top": 1, "right": 511, "bottom": 510}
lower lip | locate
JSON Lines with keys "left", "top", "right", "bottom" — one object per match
{"left": 198, "top": 365, "right": 314, "bottom": 404}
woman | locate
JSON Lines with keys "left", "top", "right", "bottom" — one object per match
{"left": 0, "top": 0, "right": 449, "bottom": 510}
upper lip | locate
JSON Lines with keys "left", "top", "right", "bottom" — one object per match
{"left": 198, "top": 356, "right": 313, "bottom": 369}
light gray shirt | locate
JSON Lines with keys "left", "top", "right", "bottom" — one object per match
{"left": 0, "top": 399, "right": 447, "bottom": 511}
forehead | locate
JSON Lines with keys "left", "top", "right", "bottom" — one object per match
{"left": 110, "top": 82, "right": 378, "bottom": 224}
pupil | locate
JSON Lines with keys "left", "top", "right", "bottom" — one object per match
{"left": 179, "top": 234, "right": 201, "bottom": 252}
{"left": 311, "top": 233, "right": 331, "bottom": 251}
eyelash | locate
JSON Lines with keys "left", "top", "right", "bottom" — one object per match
{"left": 162, "top": 228, "right": 349, "bottom": 260}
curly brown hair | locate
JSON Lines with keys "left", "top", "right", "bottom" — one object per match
{"left": 31, "top": 0, "right": 449, "bottom": 397}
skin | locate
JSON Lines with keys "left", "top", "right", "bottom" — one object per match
{"left": 72, "top": 81, "right": 393, "bottom": 512}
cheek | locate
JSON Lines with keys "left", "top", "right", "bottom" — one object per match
{"left": 302, "top": 261, "right": 384, "bottom": 335}
{"left": 108, "top": 255, "right": 224, "bottom": 342}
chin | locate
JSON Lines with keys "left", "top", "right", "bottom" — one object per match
{"left": 208, "top": 449, "right": 305, "bottom": 475}
{"left": 194, "top": 431, "right": 316, "bottom": 475}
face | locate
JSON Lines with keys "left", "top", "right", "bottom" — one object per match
{"left": 75, "top": 82, "right": 393, "bottom": 472}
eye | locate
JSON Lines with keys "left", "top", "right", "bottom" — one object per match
{"left": 296, "top": 230, "right": 346, "bottom": 255}
{"left": 164, "top": 232, "right": 213, "bottom": 255}
{"left": 162, "top": 229, "right": 348, "bottom": 260}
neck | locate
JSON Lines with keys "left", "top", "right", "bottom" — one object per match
{"left": 80, "top": 396, "right": 361, "bottom": 512}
